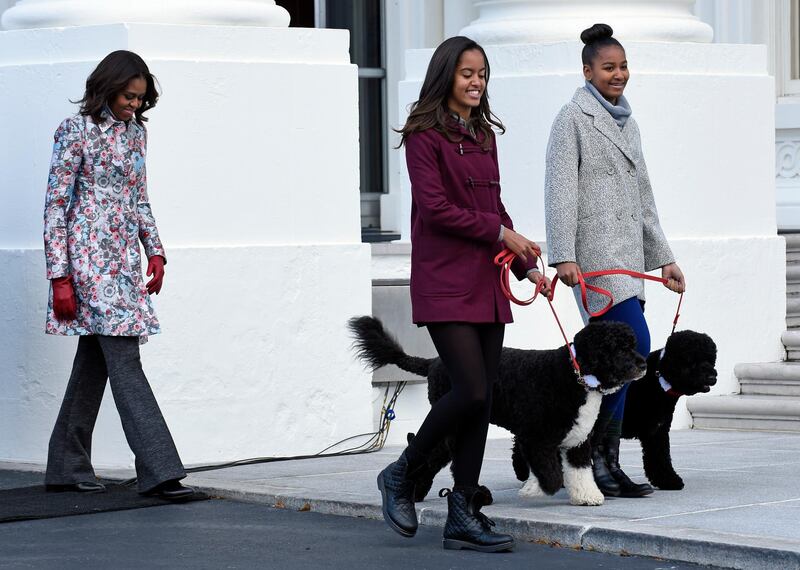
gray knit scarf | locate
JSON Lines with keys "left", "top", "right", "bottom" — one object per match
{"left": 584, "top": 80, "right": 631, "bottom": 129}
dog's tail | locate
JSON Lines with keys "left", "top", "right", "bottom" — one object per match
{"left": 347, "top": 316, "right": 433, "bottom": 378}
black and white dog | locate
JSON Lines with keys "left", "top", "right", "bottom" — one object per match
{"left": 348, "top": 316, "right": 646, "bottom": 506}
{"left": 622, "top": 330, "right": 717, "bottom": 490}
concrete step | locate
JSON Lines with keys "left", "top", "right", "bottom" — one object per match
{"left": 735, "top": 361, "right": 800, "bottom": 396}
{"left": 783, "top": 330, "right": 800, "bottom": 360}
{"left": 784, "top": 232, "right": 800, "bottom": 251}
{"left": 688, "top": 395, "right": 800, "bottom": 432}
{"left": 787, "top": 265, "right": 800, "bottom": 284}
{"left": 788, "top": 298, "right": 800, "bottom": 329}
{"left": 785, "top": 234, "right": 800, "bottom": 264}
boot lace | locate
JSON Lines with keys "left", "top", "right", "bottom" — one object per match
{"left": 439, "top": 488, "right": 497, "bottom": 531}
{"left": 475, "top": 510, "right": 496, "bottom": 531}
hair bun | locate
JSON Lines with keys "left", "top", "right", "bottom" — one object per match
{"left": 580, "top": 23, "right": 614, "bottom": 45}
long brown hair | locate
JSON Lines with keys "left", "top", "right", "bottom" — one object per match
{"left": 396, "top": 36, "right": 504, "bottom": 149}
{"left": 74, "top": 50, "right": 159, "bottom": 125}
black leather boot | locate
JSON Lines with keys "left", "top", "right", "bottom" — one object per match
{"left": 591, "top": 442, "right": 621, "bottom": 497}
{"left": 604, "top": 433, "right": 653, "bottom": 498}
{"left": 377, "top": 451, "right": 419, "bottom": 537}
{"left": 441, "top": 486, "right": 514, "bottom": 553}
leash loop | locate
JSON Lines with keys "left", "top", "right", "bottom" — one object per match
{"left": 493, "top": 248, "right": 684, "bottom": 379}
{"left": 493, "top": 249, "right": 545, "bottom": 306}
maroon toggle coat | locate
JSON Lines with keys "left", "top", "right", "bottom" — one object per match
{"left": 405, "top": 124, "right": 534, "bottom": 324}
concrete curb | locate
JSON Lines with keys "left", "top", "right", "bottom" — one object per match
{"left": 195, "top": 484, "right": 800, "bottom": 570}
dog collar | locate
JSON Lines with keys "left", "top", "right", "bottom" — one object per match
{"left": 569, "top": 344, "right": 601, "bottom": 390}
{"left": 656, "top": 349, "right": 683, "bottom": 398}
{"left": 582, "top": 374, "right": 601, "bottom": 389}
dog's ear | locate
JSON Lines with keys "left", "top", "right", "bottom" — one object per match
{"left": 574, "top": 322, "right": 643, "bottom": 389}
{"left": 574, "top": 322, "right": 636, "bottom": 358}
{"left": 664, "top": 331, "right": 717, "bottom": 367}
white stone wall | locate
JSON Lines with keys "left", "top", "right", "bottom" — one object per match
{"left": 694, "top": 0, "right": 800, "bottom": 230}
{"left": 0, "top": 23, "right": 374, "bottom": 468}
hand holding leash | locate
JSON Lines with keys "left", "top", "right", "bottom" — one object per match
{"left": 501, "top": 227, "right": 541, "bottom": 264}
{"left": 527, "top": 271, "right": 553, "bottom": 299}
{"left": 555, "top": 262, "right": 582, "bottom": 288}
{"left": 661, "top": 263, "right": 685, "bottom": 294}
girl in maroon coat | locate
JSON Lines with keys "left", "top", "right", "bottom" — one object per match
{"left": 377, "top": 36, "right": 551, "bottom": 553}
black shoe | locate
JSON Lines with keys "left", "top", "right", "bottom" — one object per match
{"left": 604, "top": 433, "right": 653, "bottom": 498}
{"left": 46, "top": 481, "right": 106, "bottom": 493}
{"left": 441, "top": 486, "right": 514, "bottom": 553}
{"left": 377, "top": 451, "right": 418, "bottom": 537}
{"left": 591, "top": 443, "right": 621, "bottom": 497}
{"left": 142, "top": 479, "right": 195, "bottom": 501}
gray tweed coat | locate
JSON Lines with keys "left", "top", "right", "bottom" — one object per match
{"left": 544, "top": 87, "right": 674, "bottom": 315}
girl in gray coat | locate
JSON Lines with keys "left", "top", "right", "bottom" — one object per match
{"left": 544, "top": 24, "right": 685, "bottom": 498}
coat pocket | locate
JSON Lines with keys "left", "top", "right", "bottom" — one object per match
{"left": 413, "top": 233, "right": 478, "bottom": 297}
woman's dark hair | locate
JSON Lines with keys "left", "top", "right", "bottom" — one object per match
{"left": 74, "top": 50, "right": 159, "bottom": 124}
{"left": 580, "top": 23, "right": 624, "bottom": 66}
{"left": 396, "top": 36, "right": 504, "bottom": 148}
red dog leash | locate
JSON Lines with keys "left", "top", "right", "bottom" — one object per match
{"left": 493, "top": 249, "right": 684, "bottom": 377}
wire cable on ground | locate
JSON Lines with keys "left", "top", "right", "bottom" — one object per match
{"left": 121, "top": 381, "right": 406, "bottom": 487}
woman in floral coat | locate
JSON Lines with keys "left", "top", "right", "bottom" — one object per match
{"left": 43, "top": 51, "right": 193, "bottom": 500}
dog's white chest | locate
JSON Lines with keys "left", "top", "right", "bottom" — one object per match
{"left": 561, "top": 391, "right": 602, "bottom": 449}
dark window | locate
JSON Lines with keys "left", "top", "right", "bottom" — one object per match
{"left": 275, "top": 0, "right": 315, "bottom": 28}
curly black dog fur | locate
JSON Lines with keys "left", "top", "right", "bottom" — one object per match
{"left": 622, "top": 330, "right": 717, "bottom": 490}
{"left": 348, "top": 316, "right": 646, "bottom": 506}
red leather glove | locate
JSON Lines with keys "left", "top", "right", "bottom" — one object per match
{"left": 146, "top": 255, "right": 165, "bottom": 295}
{"left": 51, "top": 276, "right": 77, "bottom": 322}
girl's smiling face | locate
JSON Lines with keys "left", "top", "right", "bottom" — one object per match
{"left": 583, "top": 45, "right": 629, "bottom": 104}
{"left": 448, "top": 48, "right": 486, "bottom": 120}
{"left": 110, "top": 77, "right": 147, "bottom": 122}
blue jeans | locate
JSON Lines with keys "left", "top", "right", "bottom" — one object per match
{"left": 590, "top": 296, "right": 651, "bottom": 428}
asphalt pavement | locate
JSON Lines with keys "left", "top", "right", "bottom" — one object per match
{"left": 3, "top": 428, "right": 799, "bottom": 569}
{"left": 0, "top": 470, "right": 712, "bottom": 569}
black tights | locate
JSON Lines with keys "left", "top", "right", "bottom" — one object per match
{"left": 407, "top": 322, "right": 504, "bottom": 488}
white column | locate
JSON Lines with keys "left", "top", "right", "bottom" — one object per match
{"left": 0, "top": 5, "right": 373, "bottom": 468}
{"left": 2, "top": 0, "right": 290, "bottom": 30}
{"left": 459, "top": 0, "right": 713, "bottom": 45}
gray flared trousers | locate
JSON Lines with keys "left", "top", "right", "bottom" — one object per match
{"left": 45, "top": 335, "right": 186, "bottom": 492}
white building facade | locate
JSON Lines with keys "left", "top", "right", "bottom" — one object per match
{"left": 0, "top": 0, "right": 793, "bottom": 469}
{"left": 0, "top": 0, "right": 375, "bottom": 468}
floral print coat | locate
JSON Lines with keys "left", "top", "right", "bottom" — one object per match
{"left": 43, "top": 111, "right": 165, "bottom": 338}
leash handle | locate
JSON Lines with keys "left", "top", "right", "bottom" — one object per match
{"left": 494, "top": 249, "right": 684, "bottom": 380}
{"left": 493, "top": 249, "right": 547, "bottom": 306}
{"left": 493, "top": 248, "right": 683, "bottom": 327}
{"left": 553, "top": 267, "right": 669, "bottom": 318}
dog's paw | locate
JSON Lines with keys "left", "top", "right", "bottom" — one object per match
{"left": 519, "top": 478, "right": 545, "bottom": 499}
{"left": 653, "top": 475, "right": 684, "bottom": 491}
{"left": 568, "top": 484, "right": 605, "bottom": 506}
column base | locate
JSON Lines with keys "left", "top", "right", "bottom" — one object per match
{"left": 2, "top": 0, "right": 290, "bottom": 30}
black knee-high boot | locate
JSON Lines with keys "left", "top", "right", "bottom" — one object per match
{"left": 604, "top": 433, "right": 653, "bottom": 498}
{"left": 441, "top": 486, "right": 514, "bottom": 552}
{"left": 590, "top": 429, "right": 621, "bottom": 497}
